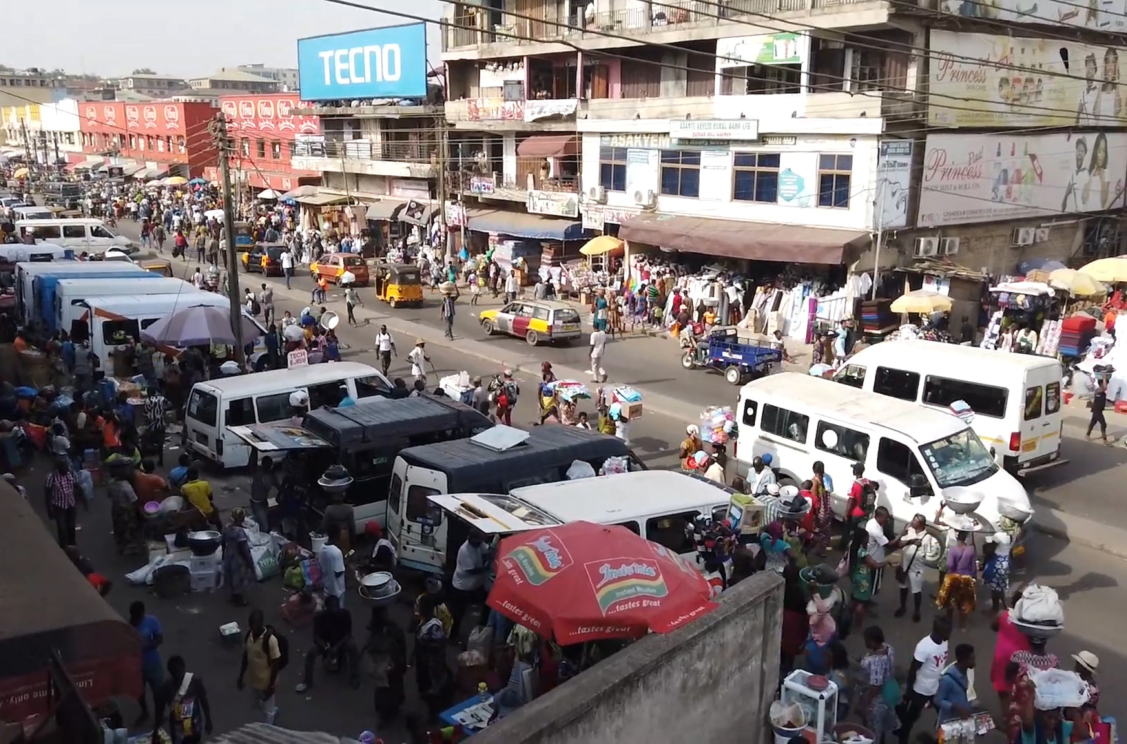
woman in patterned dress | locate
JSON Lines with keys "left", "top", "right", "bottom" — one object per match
{"left": 859, "top": 625, "right": 901, "bottom": 744}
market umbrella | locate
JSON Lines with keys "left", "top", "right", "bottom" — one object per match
{"left": 12, "top": 167, "right": 29, "bottom": 179}
{"left": 890, "top": 289, "right": 953, "bottom": 314}
{"left": 486, "top": 521, "right": 718, "bottom": 644}
{"left": 163, "top": 176, "right": 188, "bottom": 186}
{"left": 579, "top": 235, "right": 624, "bottom": 257}
{"left": 258, "top": 189, "right": 280, "bottom": 200}
{"left": 145, "top": 179, "right": 164, "bottom": 187}
{"left": 1078, "top": 256, "right": 1127, "bottom": 284}
{"left": 141, "top": 304, "right": 260, "bottom": 347}
{"left": 188, "top": 177, "right": 208, "bottom": 185}
{"left": 279, "top": 185, "right": 319, "bottom": 200}
{"left": 1048, "top": 268, "right": 1106, "bottom": 298}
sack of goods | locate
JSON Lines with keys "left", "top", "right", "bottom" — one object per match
{"left": 700, "top": 406, "right": 736, "bottom": 445}
{"left": 1012, "top": 583, "right": 1064, "bottom": 638}
{"left": 1028, "top": 668, "right": 1092, "bottom": 710}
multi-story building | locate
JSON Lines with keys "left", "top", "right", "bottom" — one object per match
{"left": 235, "top": 65, "right": 300, "bottom": 92}
{"left": 0, "top": 67, "right": 64, "bottom": 106}
{"left": 116, "top": 73, "right": 189, "bottom": 98}
{"left": 188, "top": 70, "right": 280, "bottom": 94}
{"left": 213, "top": 93, "right": 322, "bottom": 194}
{"left": 77, "top": 101, "right": 219, "bottom": 179}
{"left": 1, "top": 104, "right": 41, "bottom": 156}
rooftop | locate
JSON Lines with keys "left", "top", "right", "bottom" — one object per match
{"left": 517, "top": 471, "right": 731, "bottom": 524}
{"left": 191, "top": 69, "right": 278, "bottom": 84}
{"left": 846, "top": 340, "right": 1062, "bottom": 373}
{"left": 196, "top": 361, "right": 382, "bottom": 395}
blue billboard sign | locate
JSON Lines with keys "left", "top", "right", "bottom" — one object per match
{"left": 297, "top": 23, "right": 428, "bottom": 101}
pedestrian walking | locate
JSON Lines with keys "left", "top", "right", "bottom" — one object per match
{"left": 281, "top": 247, "right": 294, "bottom": 290}
{"left": 898, "top": 617, "right": 951, "bottom": 744}
{"left": 470, "top": 272, "right": 481, "bottom": 305}
{"left": 130, "top": 601, "right": 164, "bottom": 726}
{"left": 153, "top": 655, "right": 212, "bottom": 744}
{"left": 345, "top": 284, "right": 362, "bottom": 326}
{"left": 375, "top": 325, "right": 396, "bottom": 377}
{"left": 589, "top": 326, "right": 607, "bottom": 382}
{"left": 408, "top": 339, "right": 430, "bottom": 381}
{"left": 238, "top": 609, "right": 283, "bottom": 725}
{"left": 505, "top": 270, "right": 519, "bottom": 302}
{"left": 154, "top": 224, "right": 166, "bottom": 254}
{"left": 895, "top": 513, "right": 927, "bottom": 623}
{"left": 1087, "top": 377, "right": 1110, "bottom": 442}
{"left": 441, "top": 292, "right": 456, "bottom": 340}
{"left": 259, "top": 284, "right": 275, "bottom": 326}
{"left": 859, "top": 626, "right": 901, "bottom": 743}
{"left": 45, "top": 457, "right": 85, "bottom": 547}
{"left": 494, "top": 370, "right": 519, "bottom": 426}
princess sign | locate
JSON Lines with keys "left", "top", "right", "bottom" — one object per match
{"left": 297, "top": 22, "right": 428, "bottom": 101}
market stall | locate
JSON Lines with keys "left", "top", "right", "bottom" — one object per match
{"left": 980, "top": 282, "right": 1063, "bottom": 355}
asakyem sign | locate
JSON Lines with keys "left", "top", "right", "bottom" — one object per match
{"left": 297, "top": 23, "right": 428, "bottom": 101}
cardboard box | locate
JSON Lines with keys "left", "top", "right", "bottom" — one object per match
{"left": 190, "top": 569, "right": 217, "bottom": 593}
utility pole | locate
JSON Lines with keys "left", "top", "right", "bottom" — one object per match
{"left": 212, "top": 113, "right": 246, "bottom": 366}
{"left": 436, "top": 113, "right": 451, "bottom": 259}
{"left": 19, "top": 118, "right": 32, "bottom": 168}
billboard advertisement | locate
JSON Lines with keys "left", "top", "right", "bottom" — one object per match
{"left": 219, "top": 94, "right": 321, "bottom": 137}
{"left": 876, "top": 140, "right": 913, "bottom": 229}
{"left": 939, "top": 0, "right": 1127, "bottom": 32}
{"left": 297, "top": 23, "right": 427, "bottom": 101}
{"left": 929, "top": 31, "right": 1127, "bottom": 127}
{"left": 917, "top": 132, "right": 1127, "bottom": 227}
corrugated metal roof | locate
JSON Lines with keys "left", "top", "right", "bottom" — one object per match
{"left": 211, "top": 723, "right": 343, "bottom": 744}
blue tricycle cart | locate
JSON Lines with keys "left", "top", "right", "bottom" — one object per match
{"left": 681, "top": 326, "right": 783, "bottom": 385}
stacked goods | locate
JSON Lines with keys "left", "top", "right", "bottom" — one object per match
{"left": 1059, "top": 315, "right": 1097, "bottom": 357}
{"left": 612, "top": 386, "right": 642, "bottom": 419}
{"left": 861, "top": 299, "right": 894, "bottom": 334}
{"left": 700, "top": 406, "right": 736, "bottom": 445}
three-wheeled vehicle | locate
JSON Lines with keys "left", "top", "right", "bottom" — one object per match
{"left": 681, "top": 325, "right": 783, "bottom": 384}
{"left": 373, "top": 261, "right": 424, "bottom": 308}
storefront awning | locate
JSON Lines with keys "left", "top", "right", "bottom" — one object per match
{"left": 619, "top": 213, "right": 869, "bottom": 265}
{"left": 76, "top": 157, "right": 104, "bottom": 170}
{"left": 363, "top": 199, "right": 408, "bottom": 222}
{"left": 400, "top": 203, "right": 440, "bottom": 226}
{"left": 466, "top": 207, "right": 586, "bottom": 241}
{"left": 516, "top": 134, "right": 579, "bottom": 158}
{"left": 296, "top": 193, "right": 350, "bottom": 207}
{"left": 120, "top": 162, "right": 145, "bottom": 177}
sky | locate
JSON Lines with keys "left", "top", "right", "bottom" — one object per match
{"left": 5, "top": 0, "right": 443, "bottom": 77}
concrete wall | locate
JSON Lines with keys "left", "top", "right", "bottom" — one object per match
{"left": 474, "top": 571, "right": 784, "bottom": 744}
{"left": 893, "top": 217, "right": 1086, "bottom": 277}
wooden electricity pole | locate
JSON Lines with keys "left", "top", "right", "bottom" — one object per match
{"left": 213, "top": 113, "right": 246, "bottom": 366}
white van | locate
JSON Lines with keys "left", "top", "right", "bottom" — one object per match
{"left": 15, "top": 218, "right": 134, "bottom": 253}
{"left": 10, "top": 206, "right": 53, "bottom": 221}
{"left": 56, "top": 277, "right": 198, "bottom": 332}
{"left": 834, "top": 341, "right": 1064, "bottom": 473}
{"left": 402, "top": 470, "right": 733, "bottom": 578}
{"left": 184, "top": 362, "right": 392, "bottom": 469}
{"left": 735, "top": 373, "right": 1033, "bottom": 539}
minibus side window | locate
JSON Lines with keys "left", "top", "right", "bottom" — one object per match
{"left": 741, "top": 399, "right": 758, "bottom": 427}
{"left": 835, "top": 364, "right": 866, "bottom": 389}
{"left": 1024, "top": 386, "right": 1043, "bottom": 421}
{"left": 309, "top": 381, "right": 346, "bottom": 409}
{"left": 816, "top": 422, "right": 870, "bottom": 462}
{"left": 646, "top": 512, "right": 697, "bottom": 553}
{"left": 187, "top": 389, "right": 218, "bottom": 427}
{"left": 388, "top": 474, "right": 403, "bottom": 515}
{"left": 615, "top": 521, "right": 641, "bottom": 535}
{"left": 1045, "top": 383, "right": 1060, "bottom": 414}
{"left": 876, "top": 437, "right": 927, "bottom": 487}
{"left": 226, "top": 398, "right": 255, "bottom": 426}
{"left": 255, "top": 392, "right": 293, "bottom": 423}
{"left": 873, "top": 367, "right": 920, "bottom": 402}
{"left": 406, "top": 486, "right": 440, "bottom": 521}
{"left": 922, "top": 376, "right": 1007, "bottom": 419}
{"left": 761, "top": 404, "right": 809, "bottom": 444}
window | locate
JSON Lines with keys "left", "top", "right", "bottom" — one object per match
{"left": 271, "top": 141, "right": 281, "bottom": 160}
{"left": 26, "top": 225, "right": 62, "bottom": 240}
{"left": 876, "top": 437, "right": 926, "bottom": 486}
{"left": 406, "top": 485, "right": 441, "bottom": 522}
{"left": 733, "top": 153, "right": 780, "bottom": 203}
{"left": 615, "top": 521, "right": 641, "bottom": 535}
{"left": 388, "top": 474, "right": 403, "bottom": 515}
{"left": 226, "top": 398, "right": 256, "bottom": 426}
{"left": 599, "top": 147, "right": 627, "bottom": 192}
{"left": 1046, "top": 382, "right": 1061, "bottom": 414}
{"left": 646, "top": 512, "right": 697, "bottom": 553}
{"left": 741, "top": 398, "right": 758, "bottom": 427}
{"left": 920, "top": 429, "right": 998, "bottom": 489}
{"left": 816, "top": 421, "right": 870, "bottom": 462}
{"left": 101, "top": 318, "right": 139, "bottom": 346}
{"left": 177, "top": 135, "right": 186, "bottom": 153}
{"left": 1024, "top": 386, "right": 1043, "bottom": 421}
{"left": 129, "top": 135, "right": 136, "bottom": 149}
{"left": 256, "top": 139, "right": 266, "bottom": 158}
{"left": 922, "top": 376, "right": 1007, "bottom": 419}
{"left": 835, "top": 364, "right": 866, "bottom": 389}
{"left": 356, "top": 375, "right": 391, "bottom": 398}
{"left": 309, "top": 381, "right": 345, "bottom": 410}
{"left": 531, "top": 305, "right": 550, "bottom": 321}
{"left": 760, "top": 403, "right": 809, "bottom": 444}
{"left": 240, "top": 138, "right": 250, "bottom": 156}
{"left": 91, "top": 226, "right": 115, "bottom": 239}
{"left": 62, "top": 224, "right": 86, "bottom": 239}
{"left": 660, "top": 150, "right": 700, "bottom": 198}
{"left": 187, "top": 389, "right": 218, "bottom": 427}
{"left": 873, "top": 366, "right": 919, "bottom": 402}
{"left": 255, "top": 392, "right": 293, "bottom": 423}
{"left": 817, "top": 154, "right": 852, "bottom": 208}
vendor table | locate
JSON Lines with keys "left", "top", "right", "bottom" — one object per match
{"left": 439, "top": 694, "right": 495, "bottom": 737}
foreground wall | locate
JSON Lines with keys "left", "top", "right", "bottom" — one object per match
{"left": 475, "top": 571, "right": 784, "bottom": 744}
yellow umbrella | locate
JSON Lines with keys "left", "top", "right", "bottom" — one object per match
{"left": 579, "top": 235, "right": 624, "bottom": 257}
{"left": 12, "top": 167, "right": 29, "bottom": 179}
{"left": 163, "top": 176, "right": 188, "bottom": 186}
{"left": 1048, "top": 268, "right": 1106, "bottom": 297}
{"left": 1078, "top": 256, "right": 1127, "bottom": 284}
{"left": 890, "top": 289, "right": 953, "bottom": 314}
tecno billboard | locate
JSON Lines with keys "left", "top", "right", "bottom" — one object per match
{"left": 917, "top": 132, "right": 1127, "bottom": 227}
{"left": 297, "top": 23, "right": 427, "bottom": 101}
{"left": 928, "top": 31, "right": 1127, "bottom": 128}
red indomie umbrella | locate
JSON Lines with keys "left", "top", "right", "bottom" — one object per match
{"left": 486, "top": 521, "right": 718, "bottom": 645}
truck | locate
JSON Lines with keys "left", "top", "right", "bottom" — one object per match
{"left": 14, "top": 261, "right": 156, "bottom": 330}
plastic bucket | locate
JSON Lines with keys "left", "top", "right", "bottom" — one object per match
{"left": 773, "top": 725, "right": 805, "bottom": 744}
{"left": 310, "top": 532, "right": 328, "bottom": 554}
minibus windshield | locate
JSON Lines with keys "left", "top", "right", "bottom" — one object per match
{"left": 920, "top": 428, "right": 998, "bottom": 489}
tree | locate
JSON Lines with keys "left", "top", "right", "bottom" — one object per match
{"left": 131, "top": 68, "right": 156, "bottom": 75}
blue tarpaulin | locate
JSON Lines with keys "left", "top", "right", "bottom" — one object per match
{"left": 465, "top": 208, "right": 586, "bottom": 241}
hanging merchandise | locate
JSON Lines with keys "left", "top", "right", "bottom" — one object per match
{"left": 980, "top": 310, "right": 1004, "bottom": 350}
{"left": 699, "top": 406, "right": 737, "bottom": 445}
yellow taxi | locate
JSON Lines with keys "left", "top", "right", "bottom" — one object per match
{"left": 311, "top": 252, "right": 370, "bottom": 286}
{"left": 479, "top": 299, "right": 583, "bottom": 346}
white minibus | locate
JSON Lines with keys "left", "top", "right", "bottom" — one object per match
{"left": 56, "top": 277, "right": 198, "bottom": 332}
{"left": 184, "top": 362, "right": 392, "bottom": 468}
{"left": 15, "top": 218, "right": 134, "bottom": 253}
{"left": 834, "top": 341, "right": 1064, "bottom": 472}
{"left": 735, "top": 373, "right": 1033, "bottom": 539}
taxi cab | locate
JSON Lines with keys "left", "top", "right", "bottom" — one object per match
{"left": 240, "top": 243, "right": 287, "bottom": 276}
{"left": 311, "top": 252, "right": 370, "bottom": 286}
{"left": 480, "top": 299, "right": 582, "bottom": 346}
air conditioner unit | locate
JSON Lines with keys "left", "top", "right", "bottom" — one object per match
{"left": 1011, "top": 227, "right": 1035, "bottom": 247}
{"left": 633, "top": 189, "right": 657, "bottom": 208}
{"left": 1034, "top": 227, "right": 1050, "bottom": 243}
{"left": 940, "top": 237, "right": 960, "bottom": 255}
{"left": 587, "top": 185, "right": 607, "bottom": 204}
{"left": 913, "top": 237, "right": 939, "bottom": 257}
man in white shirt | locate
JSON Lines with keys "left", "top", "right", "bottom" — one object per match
{"left": 864, "top": 506, "right": 915, "bottom": 596}
{"left": 589, "top": 328, "right": 607, "bottom": 383}
{"left": 407, "top": 339, "right": 429, "bottom": 381}
{"left": 280, "top": 248, "right": 294, "bottom": 289}
{"left": 375, "top": 325, "right": 396, "bottom": 377}
{"left": 449, "top": 532, "right": 489, "bottom": 644}
{"left": 192, "top": 268, "right": 204, "bottom": 289}
{"left": 899, "top": 617, "right": 951, "bottom": 744}
{"left": 317, "top": 534, "right": 347, "bottom": 609}
{"left": 750, "top": 456, "right": 776, "bottom": 496}
{"left": 504, "top": 270, "right": 519, "bottom": 302}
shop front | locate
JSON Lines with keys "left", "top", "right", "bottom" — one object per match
{"left": 458, "top": 205, "right": 589, "bottom": 289}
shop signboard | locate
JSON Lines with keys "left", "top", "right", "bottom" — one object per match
{"left": 527, "top": 190, "right": 579, "bottom": 218}
{"left": 467, "top": 99, "right": 524, "bottom": 121}
{"left": 670, "top": 119, "right": 759, "bottom": 142}
{"left": 938, "top": 0, "right": 1127, "bottom": 33}
{"left": 524, "top": 99, "right": 578, "bottom": 122}
{"left": 625, "top": 149, "right": 660, "bottom": 200}
{"left": 470, "top": 175, "right": 496, "bottom": 195}
{"left": 584, "top": 205, "right": 641, "bottom": 229}
{"left": 582, "top": 206, "right": 605, "bottom": 231}
{"left": 917, "top": 132, "right": 1127, "bottom": 227}
{"left": 928, "top": 31, "right": 1127, "bottom": 127}
{"left": 699, "top": 150, "right": 732, "bottom": 201}
{"left": 716, "top": 32, "right": 808, "bottom": 69}
{"left": 876, "top": 140, "right": 913, "bottom": 229}
{"left": 297, "top": 23, "right": 428, "bottom": 101}
{"left": 445, "top": 201, "right": 467, "bottom": 227}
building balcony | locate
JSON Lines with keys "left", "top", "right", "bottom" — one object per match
{"left": 446, "top": 169, "right": 579, "bottom": 203}
{"left": 714, "top": 89, "right": 921, "bottom": 121}
{"left": 444, "top": 98, "right": 579, "bottom": 130}
{"left": 585, "top": 96, "right": 714, "bottom": 121}
{"left": 291, "top": 104, "right": 442, "bottom": 118}
{"left": 291, "top": 138, "right": 438, "bottom": 179}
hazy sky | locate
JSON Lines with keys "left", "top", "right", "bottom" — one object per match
{"left": 6, "top": 0, "right": 443, "bottom": 77}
